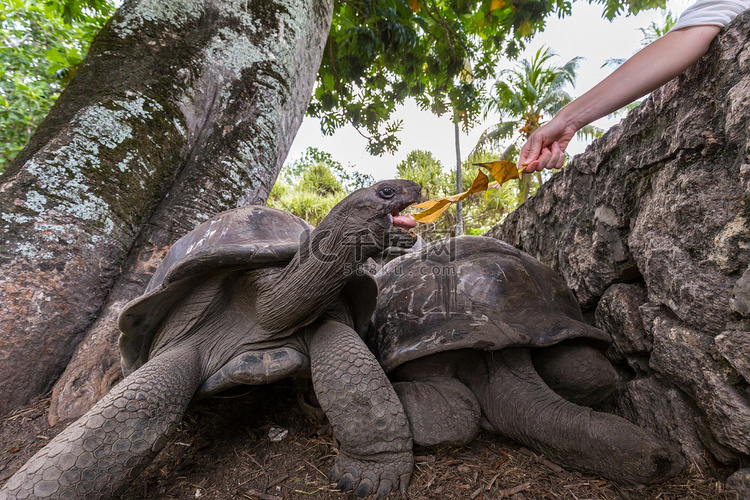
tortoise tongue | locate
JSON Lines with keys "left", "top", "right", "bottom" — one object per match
{"left": 393, "top": 214, "right": 416, "bottom": 230}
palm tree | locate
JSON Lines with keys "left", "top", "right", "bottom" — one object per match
{"left": 473, "top": 47, "right": 601, "bottom": 202}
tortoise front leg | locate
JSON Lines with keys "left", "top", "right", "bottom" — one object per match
{"left": 393, "top": 376, "right": 481, "bottom": 447}
{"left": 390, "top": 352, "right": 482, "bottom": 447}
{"left": 309, "top": 320, "right": 413, "bottom": 498}
{"left": 0, "top": 348, "right": 202, "bottom": 499}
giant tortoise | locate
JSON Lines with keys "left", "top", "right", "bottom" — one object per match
{"left": 368, "top": 235, "right": 683, "bottom": 484}
{"left": 1, "top": 180, "right": 421, "bottom": 499}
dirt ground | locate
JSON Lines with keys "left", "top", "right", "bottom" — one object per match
{"left": 0, "top": 380, "right": 740, "bottom": 499}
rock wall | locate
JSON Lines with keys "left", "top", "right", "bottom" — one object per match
{"left": 487, "top": 12, "right": 750, "bottom": 477}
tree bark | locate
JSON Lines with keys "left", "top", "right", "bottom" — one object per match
{"left": 0, "top": 0, "right": 333, "bottom": 419}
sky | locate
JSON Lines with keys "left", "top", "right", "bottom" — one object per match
{"left": 287, "top": 0, "right": 694, "bottom": 181}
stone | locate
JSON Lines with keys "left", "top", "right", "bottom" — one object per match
{"left": 731, "top": 269, "right": 750, "bottom": 316}
{"left": 615, "top": 376, "right": 711, "bottom": 468}
{"left": 627, "top": 155, "right": 745, "bottom": 334}
{"left": 648, "top": 314, "right": 750, "bottom": 454}
{"left": 726, "top": 468, "right": 750, "bottom": 498}
{"left": 715, "top": 331, "right": 750, "bottom": 384}
{"left": 595, "top": 283, "right": 650, "bottom": 365}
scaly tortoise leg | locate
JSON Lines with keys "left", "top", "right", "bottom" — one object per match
{"left": 393, "top": 376, "right": 481, "bottom": 447}
{"left": 459, "top": 348, "right": 683, "bottom": 485}
{"left": 309, "top": 320, "right": 413, "bottom": 498}
{"left": 1, "top": 348, "right": 202, "bottom": 499}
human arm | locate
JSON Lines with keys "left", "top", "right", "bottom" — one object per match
{"left": 518, "top": 24, "right": 722, "bottom": 172}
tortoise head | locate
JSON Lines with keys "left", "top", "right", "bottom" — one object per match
{"left": 315, "top": 179, "right": 421, "bottom": 261}
{"left": 253, "top": 179, "right": 421, "bottom": 335}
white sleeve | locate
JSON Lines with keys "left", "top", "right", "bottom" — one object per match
{"left": 670, "top": 0, "right": 750, "bottom": 30}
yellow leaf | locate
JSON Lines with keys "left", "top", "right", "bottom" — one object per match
{"left": 414, "top": 170, "right": 487, "bottom": 207}
{"left": 474, "top": 160, "right": 523, "bottom": 184}
{"left": 410, "top": 162, "right": 522, "bottom": 224}
{"left": 412, "top": 199, "right": 452, "bottom": 223}
{"left": 460, "top": 169, "right": 489, "bottom": 197}
{"left": 409, "top": 0, "right": 420, "bottom": 13}
{"left": 490, "top": 0, "right": 505, "bottom": 11}
{"left": 413, "top": 198, "right": 442, "bottom": 209}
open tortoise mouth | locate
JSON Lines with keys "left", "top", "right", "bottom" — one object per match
{"left": 389, "top": 205, "right": 417, "bottom": 231}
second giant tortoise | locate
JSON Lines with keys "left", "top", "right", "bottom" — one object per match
{"left": 368, "top": 235, "right": 683, "bottom": 484}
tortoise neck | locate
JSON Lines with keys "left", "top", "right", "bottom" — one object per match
{"left": 255, "top": 220, "right": 366, "bottom": 334}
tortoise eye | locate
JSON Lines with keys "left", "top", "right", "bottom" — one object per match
{"left": 379, "top": 186, "right": 396, "bottom": 199}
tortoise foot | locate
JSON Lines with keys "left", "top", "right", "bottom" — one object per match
{"left": 330, "top": 450, "right": 412, "bottom": 498}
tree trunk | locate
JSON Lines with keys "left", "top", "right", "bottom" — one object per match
{"left": 0, "top": 0, "right": 333, "bottom": 419}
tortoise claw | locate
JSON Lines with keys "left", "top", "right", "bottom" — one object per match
{"left": 336, "top": 467, "right": 359, "bottom": 492}
{"left": 336, "top": 474, "right": 355, "bottom": 492}
{"left": 375, "top": 478, "right": 394, "bottom": 499}
{"left": 329, "top": 452, "right": 412, "bottom": 498}
{"left": 399, "top": 472, "right": 411, "bottom": 495}
{"left": 353, "top": 475, "right": 375, "bottom": 497}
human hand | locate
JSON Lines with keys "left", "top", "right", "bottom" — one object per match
{"left": 517, "top": 115, "right": 577, "bottom": 172}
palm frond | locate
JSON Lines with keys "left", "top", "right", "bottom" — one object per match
{"left": 576, "top": 124, "right": 604, "bottom": 141}
{"left": 471, "top": 121, "right": 518, "bottom": 156}
{"left": 601, "top": 57, "right": 626, "bottom": 69}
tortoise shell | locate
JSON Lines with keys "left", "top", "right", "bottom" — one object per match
{"left": 118, "top": 205, "right": 377, "bottom": 376}
{"left": 369, "top": 235, "right": 609, "bottom": 373}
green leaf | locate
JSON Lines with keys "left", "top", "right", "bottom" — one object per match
{"left": 45, "top": 48, "right": 68, "bottom": 64}
{"left": 0, "top": 0, "right": 114, "bottom": 173}
{"left": 313, "top": 0, "right": 653, "bottom": 155}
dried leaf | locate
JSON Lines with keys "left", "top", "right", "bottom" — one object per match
{"left": 463, "top": 169, "right": 490, "bottom": 195}
{"left": 409, "top": 0, "right": 420, "bottom": 13}
{"left": 411, "top": 199, "right": 452, "bottom": 223}
{"left": 412, "top": 171, "right": 490, "bottom": 222}
{"left": 411, "top": 161, "right": 522, "bottom": 223}
{"left": 474, "top": 160, "right": 522, "bottom": 184}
